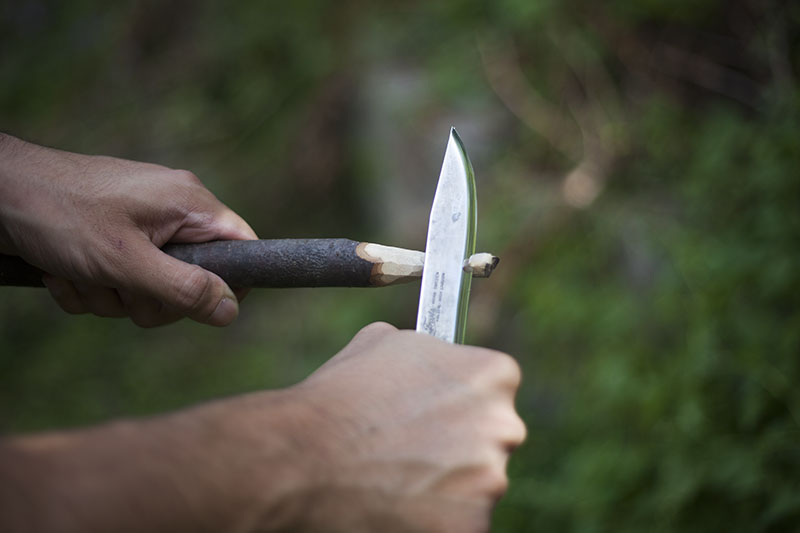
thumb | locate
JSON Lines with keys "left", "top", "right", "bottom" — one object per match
{"left": 123, "top": 237, "right": 239, "bottom": 326}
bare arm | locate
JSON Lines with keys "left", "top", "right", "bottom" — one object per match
{"left": 0, "top": 392, "right": 306, "bottom": 533}
{"left": 0, "top": 324, "right": 526, "bottom": 533}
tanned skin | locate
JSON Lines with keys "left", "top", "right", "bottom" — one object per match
{"left": 0, "top": 134, "right": 526, "bottom": 532}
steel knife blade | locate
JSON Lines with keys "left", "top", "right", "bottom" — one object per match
{"left": 416, "top": 128, "right": 477, "bottom": 344}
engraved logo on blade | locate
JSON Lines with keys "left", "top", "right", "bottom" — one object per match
{"left": 422, "top": 271, "right": 446, "bottom": 336}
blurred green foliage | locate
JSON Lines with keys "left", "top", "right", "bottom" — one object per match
{"left": 2, "top": 0, "right": 799, "bottom": 530}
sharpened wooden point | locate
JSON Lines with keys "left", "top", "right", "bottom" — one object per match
{"left": 356, "top": 243, "right": 499, "bottom": 286}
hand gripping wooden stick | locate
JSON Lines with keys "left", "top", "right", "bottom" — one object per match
{"left": 0, "top": 239, "right": 499, "bottom": 288}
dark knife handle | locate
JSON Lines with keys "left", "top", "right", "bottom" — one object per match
{"left": 0, "top": 239, "right": 378, "bottom": 289}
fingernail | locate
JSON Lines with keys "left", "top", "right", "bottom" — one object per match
{"left": 223, "top": 285, "right": 237, "bottom": 301}
{"left": 209, "top": 297, "right": 238, "bottom": 326}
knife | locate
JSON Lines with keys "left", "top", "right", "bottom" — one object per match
{"left": 416, "top": 128, "right": 477, "bottom": 344}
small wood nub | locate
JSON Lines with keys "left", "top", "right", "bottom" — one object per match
{"left": 463, "top": 253, "right": 500, "bottom": 278}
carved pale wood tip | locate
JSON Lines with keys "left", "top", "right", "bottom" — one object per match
{"left": 463, "top": 253, "right": 500, "bottom": 278}
{"left": 357, "top": 243, "right": 499, "bottom": 286}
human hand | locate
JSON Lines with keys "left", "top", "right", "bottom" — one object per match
{"left": 0, "top": 133, "right": 256, "bottom": 326}
{"left": 214, "top": 323, "right": 526, "bottom": 532}
{"left": 293, "top": 323, "right": 525, "bottom": 532}
{"left": 0, "top": 323, "right": 525, "bottom": 532}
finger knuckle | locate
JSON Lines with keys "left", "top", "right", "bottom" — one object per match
{"left": 347, "top": 323, "right": 399, "bottom": 351}
{"left": 510, "top": 413, "right": 528, "bottom": 446}
{"left": 466, "top": 347, "right": 520, "bottom": 382}
{"left": 93, "top": 307, "right": 124, "bottom": 319}
{"left": 483, "top": 467, "right": 509, "bottom": 499}
{"left": 488, "top": 404, "right": 527, "bottom": 449}
{"left": 173, "top": 267, "right": 214, "bottom": 315}
{"left": 129, "top": 313, "right": 162, "bottom": 328}
{"left": 46, "top": 283, "right": 87, "bottom": 315}
{"left": 61, "top": 301, "right": 88, "bottom": 315}
{"left": 79, "top": 289, "right": 124, "bottom": 318}
{"left": 121, "top": 294, "right": 172, "bottom": 328}
{"left": 487, "top": 352, "right": 522, "bottom": 391}
{"left": 357, "top": 321, "right": 396, "bottom": 338}
{"left": 171, "top": 169, "right": 203, "bottom": 186}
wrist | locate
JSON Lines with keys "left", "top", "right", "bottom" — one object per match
{"left": 195, "top": 389, "right": 325, "bottom": 531}
{"left": 0, "top": 133, "right": 20, "bottom": 254}
{"left": 0, "top": 133, "right": 52, "bottom": 257}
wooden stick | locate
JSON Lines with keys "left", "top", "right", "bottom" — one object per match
{"left": 0, "top": 239, "right": 499, "bottom": 289}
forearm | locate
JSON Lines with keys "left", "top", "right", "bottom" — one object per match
{"left": 0, "top": 391, "right": 310, "bottom": 533}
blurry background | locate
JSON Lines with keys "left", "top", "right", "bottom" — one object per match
{"left": 1, "top": 0, "right": 799, "bottom": 530}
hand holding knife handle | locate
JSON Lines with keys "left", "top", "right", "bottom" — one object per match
{"left": 0, "top": 239, "right": 498, "bottom": 288}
